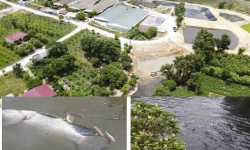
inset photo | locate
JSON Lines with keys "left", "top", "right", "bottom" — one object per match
{"left": 131, "top": 97, "right": 250, "bottom": 150}
{"left": 2, "top": 97, "right": 127, "bottom": 150}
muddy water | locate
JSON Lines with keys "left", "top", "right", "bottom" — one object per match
{"left": 2, "top": 97, "right": 127, "bottom": 150}
{"left": 133, "top": 77, "right": 166, "bottom": 97}
{"left": 133, "top": 97, "right": 250, "bottom": 150}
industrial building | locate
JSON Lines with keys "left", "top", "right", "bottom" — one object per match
{"left": 69, "top": 0, "right": 98, "bottom": 10}
{"left": 94, "top": 4, "right": 128, "bottom": 22}
{"left": 106, "top": 7, "right": 149, "bottom": 32}
{"left": 54, "top": 0, "right": 77, "bottom": 6}
{"left": 84, "top": 0, "right": 117, "bottom": 13}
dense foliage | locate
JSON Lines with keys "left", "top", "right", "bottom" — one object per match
{"left": 174, "top": 2, "right": 185, "bottom": 28}
{"left": 0, "top": 11, "right": 76, "bottom": 69}
{"left": 75, "top": 11, "right": 85, "bottom": 21}
{"left": 157, "top": 29, "right": 250, "bottom": 96}
{"left": 125, "top": 25, "right": 158, "bottom": 40}
{"left": 131, "top": 101, "right": 185, "bottom": 150}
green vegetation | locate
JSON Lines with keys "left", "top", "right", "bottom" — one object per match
{"left": 174, "top": 2, "right": 185, "bottom": 28}
{"left": 0, "top": 71, "right": 27, "bottom": 97}
{"left": 241, "top": 23, "right": 250, "bottom": 33}
{"left": 169, "top": 88, "right": 196, "bottom": 97}
{"left": 88, "top": 21, "right": 123, "bottom": 36}
{"left": 0, "top": 2, "right": 9, "bottom": 10}
{"left": 88, "top": 11, "right": 97, "bottom": 18}
{"left": 131, "top": 101, "right": 185, "bottom": 150}
{"left": 156, "top": 29, "right": 250, "bottom": 97}
{"left": 76, "top": 11, "right": 85, "bottom": 21}
{"left": 0, "top": 11, "right": 76, "bottom": 69}
{"left": 125, "top": 25, "right": 158, "bottom": 40}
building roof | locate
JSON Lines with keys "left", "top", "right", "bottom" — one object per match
{"left": 6, "top": 31, "right": 28, "bottom": 41}
{"left": 59, "top": 10, "right": 68, "bottom": 15}
{"left": 107, "top": 7, "right": 149, "bottom": 30}
{"left": 65, "top": 12, "right": 77, "bottom": 18}
{"left": 94, "top": 4, "right": 128, "bottom": 22}
{"left": 69, "top": 0, "right": 97, "bottom": 10}
{"left": 22, "top": 84, "right": 56, "bottom": 97}
{"left": 139, "top": 25, "right": 151, "bottom": 32}
{"left": 84, "top": 0, "right": 116, "bottom": 13}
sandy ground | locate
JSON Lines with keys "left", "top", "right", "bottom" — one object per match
{"left": 0, "top": 6, "right": 18, "bottom": 18}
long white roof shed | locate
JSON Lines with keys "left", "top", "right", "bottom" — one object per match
{"left": 107, "top": 7, "right": 149, "bottom": 32}
{"left": 94, "top": 5, "right": 128, "bottom": 22}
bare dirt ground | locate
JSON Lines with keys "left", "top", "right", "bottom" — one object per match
{"left": 130, "top": 40, "right": 192, "bottom": 79}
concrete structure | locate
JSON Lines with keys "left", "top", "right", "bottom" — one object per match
{"left": 40, "top": 7, "right": 56, "bottom": 14}
{"left": 107, "top": 7, "right": 149, "bottom": 32}
{"left": 5, "top": 31, "right": 28, "bottom": 43}
{"left": 17, "top": 1, "right": 28, "bottom": 6}
{"left": 84, "top": 0, "right": 116, "bottom": 13}
{"left": 31, "top": 51, "right": 48, "bottom": 61}
{"left": 65, "top": 12, "right": 77, "bottom": 19}
{"left": 94, "top": 4, "right": 128, "bottom": 22}
{"left": 69, "top": 0, "right": 98, "bottom": 10}
{"left": 22, "top": 84, "right": 56, "bottom": 97}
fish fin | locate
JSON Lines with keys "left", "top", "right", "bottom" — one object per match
{"left": 105, "top": 131, "right": 115, "bottom": 142}
{"left": 37, "top": 112, "right": 61, "bottom": 118}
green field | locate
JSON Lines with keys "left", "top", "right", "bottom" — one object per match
{"left": 200, "top": 75, "right": 250, "bottom": 96}
{"left": 241, "top": 23, "right": 250, "bottom": 33}
{"left": 170, "top": 87, "right": 196, "bottom": 97}
{"left": 0, "top": 72, "right": 27, "bottom": 97}
{"left": 0, "top": 11, "right": 77, "bottom": 69}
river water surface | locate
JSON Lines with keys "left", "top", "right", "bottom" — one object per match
{"left": 133, "top": 97, "right": 250, "bottom": 150}
{"left": 2, "top": 97, "right": 127, "bottom": 150}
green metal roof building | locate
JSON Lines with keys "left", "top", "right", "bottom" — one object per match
{"left": 94, "top": 4, "right": 128, "bottom": 22}
{"left": 107, "top": 7, "right": 149, "bottom": 32}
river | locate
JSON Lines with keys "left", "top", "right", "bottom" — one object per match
{"left": 132, "top": 97, "right": 250, "bottom": 150}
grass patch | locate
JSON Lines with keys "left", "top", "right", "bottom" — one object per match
{"left": 170, "top": 87, "right": 196, "bottom": 97}
{"left": 200, "top": 75, "right": 250, "bottom": 96}
{"left": 241, "top": 23, "right": 250, "bottom": 33}
{"left": 0, "top": 72, "right": 27, "bottom": 97}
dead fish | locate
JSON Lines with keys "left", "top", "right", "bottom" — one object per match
{"left": 2, "top": 109, "right": 110, "bottom": 150}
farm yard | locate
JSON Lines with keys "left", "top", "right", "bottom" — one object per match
{"left": 0, "top": 11, "right": 77, "bottom": 69}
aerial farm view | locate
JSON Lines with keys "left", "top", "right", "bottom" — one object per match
{"left": 0, "top": 0, "right": 250, "bottom": 149}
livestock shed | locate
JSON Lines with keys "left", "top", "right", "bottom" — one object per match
{"left": 107, "top": 7, "right": 149, "bottom": 32}
{"left": 84, "top": 0, "right": 116, "bottom": 13}
{"left": 54, "top": 0, "right": 77, "bottom": 6}
{"left": 69, "top": 0, "right": 98, "bottom": 10}
{"left": 5, "top": 31, "right": 28, "bottom": 43}
{"left": 94, "top": 4, "right": 128, "bottom": 22}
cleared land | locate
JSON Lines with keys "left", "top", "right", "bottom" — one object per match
{"left": 241, "top": 23, "right": 250, "bottom": 33}
{"left": 0, "top": 72, "right": 27, "bottom": 97}
{"left": 0, "top": 11, "right": 76, "bottom": 69}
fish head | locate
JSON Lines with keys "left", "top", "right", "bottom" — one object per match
{"left": 2, "top": 109, "right": 29, "bottom": 126}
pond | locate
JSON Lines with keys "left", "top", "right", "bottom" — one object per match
{"left": 183, "top": 27, "right": 239, "bottom": 50}
{"left": 220, "top": 13, "right": 244, "bottom": 22}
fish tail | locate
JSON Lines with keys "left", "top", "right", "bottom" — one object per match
{"left": 105, "top": 131, "right": 115, "bottom": 142}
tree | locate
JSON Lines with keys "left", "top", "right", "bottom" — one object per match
{"left": 90, "top": 85, "right": 110, "bottom": 96}
{"left": 13, "top": 63, "right": 22, "bottom": 78}
{"left": 90, "top": 57, "right": 100, "bottom": 67}
{"left": 121, "top": 84, "right": 130, "bottom": 95}
{"left": 218, "top": 2, "right": 226, "bottom": 9}
{"left": 131, "top": 102, "right": 185, "bottom": 149}
{"left": 215, "top": 34, "right": 231, "bottom": 52}
{"left": 128, "top": 78, "right": 137, "bottom": 87}
{"left": 160, "top": 64, "right": 175, "bottom": 80}
{"left": 187, "top": 72, "right": 203, "bottom": 94}
{"left": 153, "top": 86, "right": 169, "bottom": 96}
{"left": 48, "top": 42, "right": 68, "bottom": 58}
{"left": 115, "top": 34, "right": 119, "bottom": 40}
{"left": 174, "top": 2, "right": 186, "bottom": 28}
{"left": 76, "top": 11, "right": 85, "bottom": 21}
{"left": 238, "top": 47, "right": 245, "bottom": 55}
{"left": 145, "top": 27, "right": 157, "bottom": 38}
{"left": 162, "top": 80, "right": 177, "bottom": 91}
{"left": 59, "top": 15, "right": 64, "bottom": 21}
{"left": 26, "top": 78, "right": 42, "bottom": 89}
{"left": 122, "top": 61, "right": 132, "bottom": 71}
{"left": 88, "top": 11, "right": 97, "bottom": 18}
